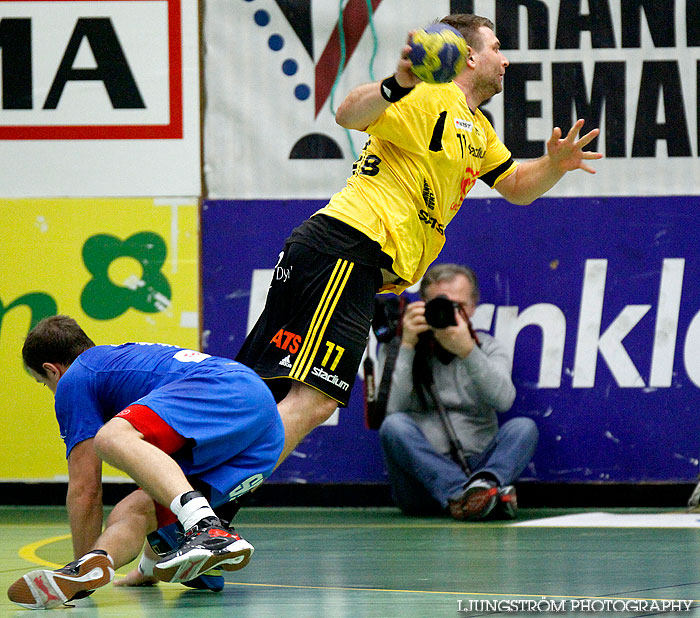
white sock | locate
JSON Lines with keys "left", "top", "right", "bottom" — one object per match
{"left": 170, "top": 491, "right": 217, "bottom": 531}
{"left": 138, "top": 553, "right": 157, "bottom": 577}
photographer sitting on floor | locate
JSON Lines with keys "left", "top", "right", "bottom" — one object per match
{"left": 379, "top": 263, "right": 538, "bottom": 520}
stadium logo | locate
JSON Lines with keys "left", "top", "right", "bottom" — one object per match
{"left": 311, "top": 366, "right": 350, "bottom": 391}
{"left": 0, "top": 0, "right": 182, "bottom": 140}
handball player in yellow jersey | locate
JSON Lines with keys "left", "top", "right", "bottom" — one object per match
{"left": 236, "top": 14, "right": 601, "bottom": 466}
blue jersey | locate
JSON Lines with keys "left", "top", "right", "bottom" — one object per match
{"left": 55, "top": 343, "right": 284, "bottom": 498}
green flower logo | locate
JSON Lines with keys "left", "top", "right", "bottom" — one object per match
{"left": 81, "top": 232, "right": 172, "bottom": 320}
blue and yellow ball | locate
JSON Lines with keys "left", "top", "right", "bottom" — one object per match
{"left": 409, "top": 23, "right": 468, "bottom": 84}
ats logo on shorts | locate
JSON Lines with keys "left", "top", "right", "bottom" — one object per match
{"left": 270, "top": 328, "right": 301, "bottom": 354}
{"left": 0, "top": 0, "right": 182, "bottom": 139}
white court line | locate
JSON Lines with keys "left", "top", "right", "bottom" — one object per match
{"left": 513, "top": 511, "right": 700, "bottom": 528}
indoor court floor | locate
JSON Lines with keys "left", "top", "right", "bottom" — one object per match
{"left": 2, "top": 505, "right": 700, "bottom": 617}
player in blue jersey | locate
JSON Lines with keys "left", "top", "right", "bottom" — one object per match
{"left": 8, "top": 315, "right": 284, "bottom": 610}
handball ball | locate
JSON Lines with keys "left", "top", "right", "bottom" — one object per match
{"left": 409, "top": 23, "right": 468, "bottom": 84}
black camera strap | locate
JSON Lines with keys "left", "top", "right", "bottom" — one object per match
{"left": 365, "top": 296, "right": 407, "bottom": 430}
{"left": 413, "top": 335, "right": 472, "bottom": 476}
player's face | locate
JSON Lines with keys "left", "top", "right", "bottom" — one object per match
{"left": 472, "top": 27, "right": 508, "bottom": 96}
{"left": 28, "top": 366, "right": 60, "bottom": 394}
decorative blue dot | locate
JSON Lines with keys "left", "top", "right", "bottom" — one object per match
{"left": 268, "top": 34, "right": 284, "bottom": 51}
{"left": 294, "top": 84, "right": 311, "bottom": 100}
{"left": 254, "top": 10, "right": 270, "bottom": 26}
{"left": 282, "top": 59, "right": 298, "bottom": 76}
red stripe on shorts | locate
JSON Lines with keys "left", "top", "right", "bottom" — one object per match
{"left": 115, "top": 404, "right": 187, "bottom": 527}
{"left": 114, "top": 404, "right": 187, "bottom": 454}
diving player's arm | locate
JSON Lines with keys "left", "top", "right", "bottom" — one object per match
{"left": 335, "top": 36, "right": 420, "bottom": 131}
{"left": 66, "top": 438, "right": 104, "bottom": 559}
{"left": 495, "top": 119, "right": 602, "bottom": 205}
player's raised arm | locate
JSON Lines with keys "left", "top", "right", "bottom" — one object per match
{"left": 335, "top": 34, "right": 420, "bottom": 131}
{"left": 495, "top": 119, "right": 603, "bottom": 205}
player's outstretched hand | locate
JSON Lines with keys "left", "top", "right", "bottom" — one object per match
{"left": 546, "top": 119, "right": 602, "bottom": 174}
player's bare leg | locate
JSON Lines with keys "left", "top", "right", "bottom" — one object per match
{"left": 93, "top": 418, "right": 195, "bottom": 507}
{"left": 275, "top": 381, "right": 339, "bottom": 466}
{"left": 94, "top": 419, "right": 253, "bottom": 583}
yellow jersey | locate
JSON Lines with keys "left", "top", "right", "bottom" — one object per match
{"left": 316, "top": 80, "right": 517, "bottom": 294}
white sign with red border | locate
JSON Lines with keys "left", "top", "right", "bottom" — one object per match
{"left": 0, "top": 0, "right": 199, "bottom": 197}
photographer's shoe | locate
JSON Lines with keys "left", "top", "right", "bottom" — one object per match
{"left": 688, "top": 477, "right": 700, "bottom": 511}
{"left": 491, "top": 485, "right": 518, "bottom": 519}
{"left": 153, "top": 518, "right": 253, "bottom": 583}
{"left": 7, "top": 550, "right": 113, "bottom": 609}
{"left": 448, "top": 478, "right": 499, "bottom": 521}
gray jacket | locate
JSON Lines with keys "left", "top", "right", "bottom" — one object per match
{"left": 385, "top": 332, "right": 516, "bottom": 457}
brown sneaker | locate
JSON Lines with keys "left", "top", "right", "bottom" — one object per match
{"left": 448, "top": 479, "right": 499, "bottom": 521}
{"left": 7, "top": 550, "right": 114, "bottom": 609}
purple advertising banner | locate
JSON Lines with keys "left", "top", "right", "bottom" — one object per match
{"left": 202, "top": 196, "right": 700, "bottom": 483}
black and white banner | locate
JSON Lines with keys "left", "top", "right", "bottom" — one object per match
{"left": 204, "top": 0, "right": 700, "bottom": 198}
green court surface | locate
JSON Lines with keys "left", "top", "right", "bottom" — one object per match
{"left": 2, "top": 506, "right": 700, "bottom": 617}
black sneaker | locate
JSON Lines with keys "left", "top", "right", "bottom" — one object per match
{"left": 153, "top": 519, "right": 253, "bottom": 583}
{"left": 7, "top": 550, "right": 114, "bottom": 609}
{"left": 148, "top": 525, "right": 225, "bottom": 591}
{"left": 448, "top": 478, "right": 499, "bottom": 521}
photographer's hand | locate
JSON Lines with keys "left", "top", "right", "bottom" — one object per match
{"left": 433, "top": 309, "right": 476, "bottom": 358}
{"left": 401, "top": 301, "right": 430, "bottom": 348}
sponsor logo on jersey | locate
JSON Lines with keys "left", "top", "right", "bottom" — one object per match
{"left": 279, "top": 355, "right": 292, "bottom": 368}
{"left": 173, "top": 350, "right": 211, "bottom": 363}
{"left": 455, "top": 118, "right": 473, "bottom": 132}
{"left": 418, "top": 209, "right": 445, "bottom": 235}
{"left": 422, "top": 179, "right": 436, "bottom": 210}
{"left": 311, "top": 367, "right": 350, "bottom": 391}
{"left": 467, "top": 144, "right": 485, "bottom": 159}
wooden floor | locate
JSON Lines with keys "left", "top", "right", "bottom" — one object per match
{"left": 3, "top": 506, "right": 700, "bottom": 617}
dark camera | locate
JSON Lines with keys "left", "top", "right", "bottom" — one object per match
{"left": 372, "top": 296, "right": 403, "bottom": 342}
{"left": 424, "top": 295, "right": 458, "bottom": 329}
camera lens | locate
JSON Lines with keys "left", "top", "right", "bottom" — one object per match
{"left": 424, "top": 295, "right": 457, "bottom": 328}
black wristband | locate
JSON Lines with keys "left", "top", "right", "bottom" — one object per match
{"left": 380, "top": 75, "right": 414, "bottom": 103}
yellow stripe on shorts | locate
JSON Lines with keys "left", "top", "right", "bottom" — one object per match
{"left": 290, "top": 258, "right": 354, "bottom": 381}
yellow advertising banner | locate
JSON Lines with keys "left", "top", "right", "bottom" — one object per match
{"left": 0, "top": 198, "right": 199, "bottom": 481}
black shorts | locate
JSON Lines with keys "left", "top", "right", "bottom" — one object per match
{"left": 236, "top": 241, "right": 382, "bottom": 406}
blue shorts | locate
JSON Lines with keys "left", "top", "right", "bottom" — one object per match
{"left": 135, "top": 365, "right": 284, "bottom": 502}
